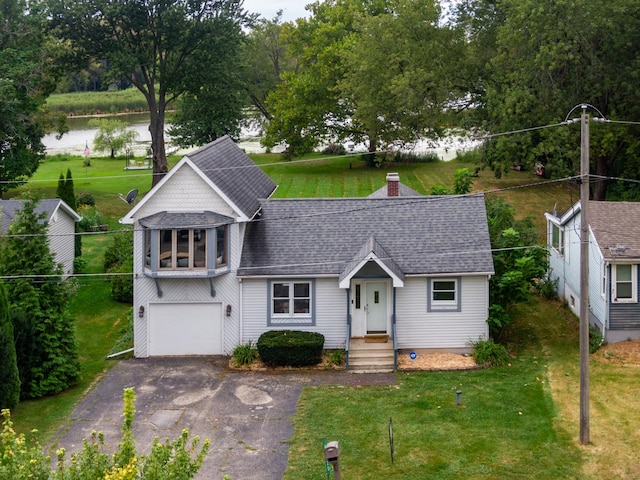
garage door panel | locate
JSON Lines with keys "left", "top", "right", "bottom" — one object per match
{"left": 149, "top": 303, "right": 222, "bottom": 355}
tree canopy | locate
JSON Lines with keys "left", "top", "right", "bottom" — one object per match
{"left": 263, "top": 0, "right": 466, "bottom": 158}
{"left": 454, "top": 0, "right": 640, "bottom": 199}
{"left": 0, "top": 0, "right": 66, "bottom": 198}
{"left": 47, "top": 0, "right": 252, "bottom": 186}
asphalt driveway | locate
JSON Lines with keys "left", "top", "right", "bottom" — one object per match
{"left": 53, "top": 357, "right": 395, "bottom": 479}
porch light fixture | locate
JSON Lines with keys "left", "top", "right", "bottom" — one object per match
{"left": 226, "top": 304, "right": 232, "bottom": 317}
{"left": 138, "top": 305, "right": 145, "bottom": 318}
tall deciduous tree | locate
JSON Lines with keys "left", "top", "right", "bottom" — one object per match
{"left": 0, "top": 0, "right": 66, "bottom": 198}
{"left": 0, "top": 196, "right": 80, "bottom": 399}
{"left": 48, "top": 0, "right": 252, "bottom": 186}
{"left": 263, "top": 0, "right": 464, "bottom": 159}
{"left": 457, "top": 0, "right": 640, "bottom": 199}
{"left": 0, "top": 282, "right": 20, "bottom": 410}
{"left": 88, "top": 119, "right": 138, "bottom": 158}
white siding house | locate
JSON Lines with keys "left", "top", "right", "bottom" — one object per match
{"left": 0, "top": 199, "right": 81, "bottom": 276}
{"left": 122, "top": 136, "right": 495, "bottom": 369}
{"left": 546, "top": 200, "right": 640, "bottom": 342}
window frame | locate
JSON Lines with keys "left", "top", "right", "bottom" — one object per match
{"left": 612, "top": 263, "right": 637, "bottom": 303}
{"left": 427, "top": 277, "right": 461, "bottom": 312}
{"left": 268, "top": 279, "right": 315, "bottom": 326}
{"left": 143, "top": 224, "right": 229, "bottom": 277}
{"left": 551, "top": 223, "right": 565, "bottom": 257}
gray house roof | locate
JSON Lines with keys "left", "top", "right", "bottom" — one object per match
{"left": 238, "top": 195, "right": 494, "bottom": 277}
{"left": 368, "top": 183, "right": 422, "bottom": 198}
{"left": 185, "top": 135, "right": 277, "bottom": 220}
{"left": 0, "top": 199, "right": 80, "bottom": 233}
{"left": 589, "top": 201, "right": 640, "bottom": 260}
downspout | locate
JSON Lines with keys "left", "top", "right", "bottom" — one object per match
{"left": 392, "top": 287, "right": 398, "bottom": 371}
{"left": 603, "top": 262, "right": 609, "bottom": 340}
{"left": 345, "top": 288, "right": 351, "bottom": 371}
{"left": 239, "top": 278, "right": 243, "bottom": 345}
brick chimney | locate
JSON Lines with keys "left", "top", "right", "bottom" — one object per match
{"left": 386, "top": 172, "right": 400, "bottom": 197}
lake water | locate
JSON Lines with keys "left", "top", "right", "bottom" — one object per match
{"left": 42, "top": 113, "right": 479, "bottom": 160}
{"left": 42, "top": 113, "right": 269, "bottom": 157}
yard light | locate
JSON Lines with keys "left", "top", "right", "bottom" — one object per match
{"left": 456, "top": 390, "right": 463, "bottom": 406}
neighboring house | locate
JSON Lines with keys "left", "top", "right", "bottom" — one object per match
{"left": 546, "top": 200, "right": 640, "bottom": 342}
{"left": 121, "top": 136, "right": 494, "bottom": 368}
{"left": 0, "top": 198, "right": 81, "bottom": 276}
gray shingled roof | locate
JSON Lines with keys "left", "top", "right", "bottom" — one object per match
{"left": 589, "top": 201, "right": 640, "bottom": 260}
{"left": 0, "top": 199, "right": 68, "bottom": 233}
{"left": 185, "top": 136, "right": 277, "bottom": 219}
{"left": 139, "top": 211, "right": 233, "bottom": 229}
{"left": 368, "top": 183, "right": 422, "bottom": 198}
{"left": 238, "top": 195, "right": 494, "bottom": 277}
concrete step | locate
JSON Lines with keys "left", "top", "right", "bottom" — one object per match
{"left": 348, "top": 342, "right": 395, "bottom": 373}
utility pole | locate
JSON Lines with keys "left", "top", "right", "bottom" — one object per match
{"left": 579, "top": 105, "right": 590, "bottom": 445}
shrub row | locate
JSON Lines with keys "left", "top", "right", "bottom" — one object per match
{"left": 257, "top": 330, "right": 324, "bottom": 367}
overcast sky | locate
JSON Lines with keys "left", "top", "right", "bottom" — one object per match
{"left": 242, "top": 0, "right": 312, "bottom": 22}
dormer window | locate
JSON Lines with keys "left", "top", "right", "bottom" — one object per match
{"left": 140, "top": 211, "right": 232, "bottom": 277}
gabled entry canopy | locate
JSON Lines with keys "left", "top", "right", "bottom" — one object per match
{"left": 339, "top": 236, "right": 404, "bottom": 288}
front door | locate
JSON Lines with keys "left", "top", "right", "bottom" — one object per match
{"left": 365, "top": 281, "right": 388, "bottom": 333}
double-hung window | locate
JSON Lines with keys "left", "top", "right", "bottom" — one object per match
{"left": 269, "top": 280, "right": 314, "bottom": 325}
{"left": 428, "top": 277, "right": 461, "bottom": 312}
{"left": 551, "top": 223, "right": 565, "bottom": 256}
{"left": 612, "top": 264, "right": 637, "bottom": 303}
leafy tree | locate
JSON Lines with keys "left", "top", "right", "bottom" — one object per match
{"left": 48, "top": 0, "right": 252, "bottom": 186}
{"left": 56, "top": 168, "right": 81, "bottom": 257}
{"left": 0, "top": 196, "right": 80, "bottom": 399}
{"left": 0, "top": 0, "right": 66, "bottom": 198}
{"left": 457, "top": 0, "right": 640, "bottom": 200}
{"left": 453, "top": 168, "right": 473, "bottom": 195}
{"left": 88, "top": 119, "right": 138, "bottom": 158}
{"left": 485, "top": 196, "right": 547, "bottom": 336}
{"left": 0, "top": 283, "right": 20, "bottom": 411}
{"left": 264, "top": 0, "right": 466, "bottom": 159}
{"left": 168, "top": 14, "right": 246, "bottom": 147}
{"left": 242, "top": 11, "right": 296, "bottom": 122}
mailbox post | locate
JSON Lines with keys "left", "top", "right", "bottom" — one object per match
{"left": 324, "top": 440, "right": 342, "bottom": 480}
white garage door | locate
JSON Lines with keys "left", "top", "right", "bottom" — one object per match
{"left": 148, "top": 303, "right": 223, "bottom": 355}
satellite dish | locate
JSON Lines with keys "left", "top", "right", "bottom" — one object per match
{"left": 125, "top": 189, "right": 138, "bottom": 205}
{"left": 118, "top": 189, "right": 138, "bottom": 206}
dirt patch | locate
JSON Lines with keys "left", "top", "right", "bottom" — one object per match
{"left": 230, "top": 352, "right": 478, "bottom": 372}
{"left": 593, "top": 339, "right": 640, "bottom": 366}
{"left": 397, "top": 352, "right": 478, "bottom": 371}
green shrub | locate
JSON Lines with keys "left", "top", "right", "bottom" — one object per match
{"left": 77, "top": 191, "right": 95, "bottom": 206}
{"left": 109, "top": 263, "right": 133, "bottom": 304}
{"left": 535, "top": 276, "right": 559, "bottom": 300}
{"left": 391, "top": 150, "right": 439, "bottom": 163}
{"left": 430, "top": 184, "right": 450, "bottom": 195}
{"left": 257, "top": 330, "right": 324, "bottom": 367}
{"left": 321, "top": 144, "right": 346, "bottom": 155}
{"left": 326, "top": 349, "right": 345, "bottom": 367}
{"left": 471, "top": 338, "right": 509, "bottom": 367}
{"left": 77, "top": 205, "right": 105, "bottom": 231}
{"left": 232, "top": 341, "right": 257, "bottom": 366}
{"left": 487, "top": 304, "right": 511, "bottom": 337}
{"left": 104, "top": 231, "right": 133, "bottom": 271}
{"left": 589, "top": 325, "right": 604, "bottom": 354}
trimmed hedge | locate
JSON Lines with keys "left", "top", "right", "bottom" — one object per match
{"left": 256, "top": 330, "right": 324, "bottom": 367}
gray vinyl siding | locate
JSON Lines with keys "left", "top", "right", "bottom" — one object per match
{"left": 134, "top": 165, "right": 238, "bottom": 220}
{"left": 240, "top": 278, "right": 347, "bottom": 349}
{"left": 548, "top": 213, "right": 582, "bottom": 312}
{"left": 395, "top": 276, "right": 489, "bottom": 350}
{"left": 48, "top": 210, "right": 76, "bottom": 276}
{"left": 588, "top": 251, "right": 606, "bottom": 327}
{"left": 608, "top": 267, "right": 640, "bottom": 330}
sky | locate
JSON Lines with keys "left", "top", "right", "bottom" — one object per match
{"left": 241, "top": 0, "right": 312, "bottom": 22}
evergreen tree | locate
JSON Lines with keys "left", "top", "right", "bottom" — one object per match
{"left": 0, "top": 196, "right": 80, "bottom": 399}
{"left": 56, "top": 169, "right": 81, "bottom": 257}
{"left": 0, "top": 283, "right": 20, "bottom": 410}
